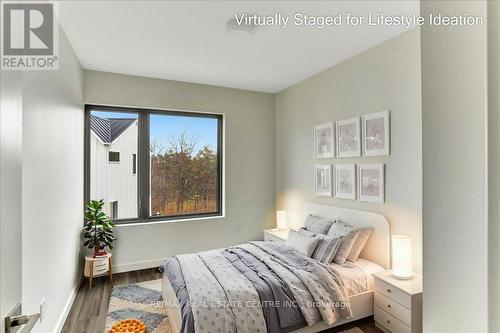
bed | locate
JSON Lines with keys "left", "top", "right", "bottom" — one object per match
{"left": 160, "top": 203, "right": 390, "bottom": 333}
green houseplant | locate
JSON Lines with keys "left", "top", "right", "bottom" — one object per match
{"left": 83, "top": 200, "right": 116, "bottom": 254}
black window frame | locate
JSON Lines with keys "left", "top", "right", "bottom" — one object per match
{"left": 132, "top": 153, "right": 137, "bottom": 174}
{"left": 84, "top": 104, "right": 223, "bottom": 224}
{"left": 110, "top": 201, "right": 118, "bottom": 219}
{"left": 108, "top": 151, "right": 120, "bottom": 163}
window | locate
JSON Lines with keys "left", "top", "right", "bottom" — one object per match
{"left": 85, "top": 105, "right": 223, "bottom": 223}
{"left": 110, "top": 201, "right": 118, "bottom": 219}
{"left": 150, "top": 113, "right": 220, "bottom": 217}
{"left": 132, "top": 153, "right": 137, "bottom": 174}
{"left": 109, "top": 151, "right": 120, "bottom": 162}
{"left": 87, "top": 108, "right": 139, "bottom": 220}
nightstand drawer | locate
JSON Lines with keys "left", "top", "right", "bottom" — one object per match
{"left": 374, "top": 291, "right": 411, "bottom": 326}
{"left": 375, "top": 306, "right": 411, "bottom": 333}
{"left": 374, "top": 277, "right": 411, "bottom": 308}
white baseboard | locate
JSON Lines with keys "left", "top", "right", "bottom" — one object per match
{"left": 51, "top": 259, "right": 162, "bottom": 332}
{"left": 112, "top": 258, "right": 164, "bottom": 274}
{"left": 55, "top": 276, "right": 82, "bottom": 333}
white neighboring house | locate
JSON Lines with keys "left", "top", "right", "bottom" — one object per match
{"left": 90, "top": 115, "right": 138, "bottom": 219}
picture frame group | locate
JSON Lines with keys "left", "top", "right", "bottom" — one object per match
{"left": 315, "top": 163, "right": 385, "bottom": 203}
{"left": 314, "top": 110, "right": 390, "bottom": 158}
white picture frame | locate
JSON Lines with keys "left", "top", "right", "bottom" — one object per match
{"left": 358, "top": 164, "right": 385, "bottom": 203}
{"left": 315, "top": 165, "right": 332, "bottom": 196}
{"left": 336, "top": 117, "right": 361, "bottom": 157}
{"left": 314, "top": 122, "right": 334, "bottom": 159}
{"left": 334, "top": 164, "right": 356, "bottom": 200}
{"left": 362, "top": 110, "right": 390, "bottom": 156}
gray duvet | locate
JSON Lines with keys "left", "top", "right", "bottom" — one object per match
{"left": 160, "top": 241, "right": 352, "bottom": 333}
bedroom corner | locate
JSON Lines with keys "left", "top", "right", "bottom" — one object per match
{"left": 0, "top": 2, "right": 497, "bottom": 333}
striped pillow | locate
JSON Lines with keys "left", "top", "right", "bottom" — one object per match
{"left": 333, "top": 230, "right": 359, "bottom": 265}
{"left": 327, "top": 221, "right": 360, "bottom": 265}
{"left": 312, "top": 234, "right": 342, "bottom": 263}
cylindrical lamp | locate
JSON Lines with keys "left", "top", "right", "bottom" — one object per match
{"left": 392, "top": 235, "right": 413, "bottom": 280}
{"left": 276, "top": 210, "right": 288, "bottom": 230}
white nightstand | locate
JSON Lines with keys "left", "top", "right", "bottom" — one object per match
{"left": 373, "top": 270, "right": 422, "bottom": 333}
{"left": 84, "top": 253, "right": 113, "bottom": 288}
{"left": 264, "top": 228, "right": 289, "bottom": 242}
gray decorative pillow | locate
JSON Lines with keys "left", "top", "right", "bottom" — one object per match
{"left": 285, "top": 229, "right": 320, "bottom": 257}
{"left": 298, "top": 227, "right": 316, "bottom": 237}
{"left": 347, "top": 228, "right": 373, "bottom": 262}
{"left": 333, "top": 230, "right": 359, "bottom": 264}
{"left": 311, "top": 234, "right": 342, "bottom": 263}
{"left": 327, "top": 221, "right": 360, "bottom": 265}
{"left": 304, "top": 215, "right": 335, "bottom": 234}
{"left": 327, "top": 220, "right": 354, "bottom": 238}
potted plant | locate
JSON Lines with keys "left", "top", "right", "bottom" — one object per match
{"left": 83, "top": 199, "right": 116, "bottom": 256}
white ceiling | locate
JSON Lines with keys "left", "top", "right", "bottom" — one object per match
{"left": 59, "top": 1, "right": 419, "bottom": 93}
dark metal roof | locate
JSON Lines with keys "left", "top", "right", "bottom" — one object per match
{"left": 90, "top": 115, "right": 136, "bottom": 143}
{"left": 90, "top": 115, "right": 111, "bottom": 143}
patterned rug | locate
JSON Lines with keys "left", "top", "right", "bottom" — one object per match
{"left": 341, "top": 328, "right": 364, "bottom": 333}
{"left": 105, "top": 279, "right": 363, "bottom": 333}
{"left": 105, "top": 279, "right": 171, "bottom": 333}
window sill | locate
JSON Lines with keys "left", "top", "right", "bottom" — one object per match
{"left": 115, "top": 214, "right": 225, "bottom": 227}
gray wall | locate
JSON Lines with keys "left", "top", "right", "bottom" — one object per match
{"left": 21, "top": 29, "right": 84, "bottom": 332}
{"left": 83, "top": 71, "right": 276, "bottom": 272}
{"left": 421, "top": 1, "right": 488, "bottom": 332}
{"left": 275, "top": 29, "right": 422, "bottom": 273}
{"left": 489, "top": 0, "right": 500, "bottom": 331}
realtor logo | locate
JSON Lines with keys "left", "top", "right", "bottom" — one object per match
{"left": 1, "top": 2, "right": 59, "bottom": 70}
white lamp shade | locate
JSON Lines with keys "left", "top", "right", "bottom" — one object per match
{"left": 276, "top": 210, "right": 287, "bottom": 230}
{"left": 392, "top": 235, "right": 412, "bottom": 279}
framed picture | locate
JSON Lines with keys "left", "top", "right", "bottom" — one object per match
{"left": 336, "top": 117, "right": 361, "bottom": 157}
{"left": 334, "top": 164, "right": 356, "bottom": 200}
{"left": 314, "top": 123, "right": 334, "bottom": 159}
{"left": 315, "top": 165, "right": 332, "bottom": 196}
{"left": 362, "top": 110, "right": 390, "bottom": 156}
{"left": 357, "top": 164, "right": 384, "bottom": 203}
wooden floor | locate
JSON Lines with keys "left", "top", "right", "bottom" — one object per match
{"left": 62, "top": 268, "right": 382, "bottom": 333}
{"left": 61, "top": 268, "right": 162, "bottom": 333}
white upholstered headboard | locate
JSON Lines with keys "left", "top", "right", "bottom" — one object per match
{"left": 304, "top": 203, "right": 390, "bottom": 269}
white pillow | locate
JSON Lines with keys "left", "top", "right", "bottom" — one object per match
{"left": 304, "top": 215, "right": 335, "bottom": 234}
{"left": 285, "top": 229, "right": 320, "bottom": 257}
{"left": 298, "top": 227, "right": 316, "bottom": 237}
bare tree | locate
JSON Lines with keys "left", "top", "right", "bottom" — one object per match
{"left": 167, "top": 131, "right": 197, "bottom": 213}
{"left": 150, "top": 131, "right": 217, "bottom": 216}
